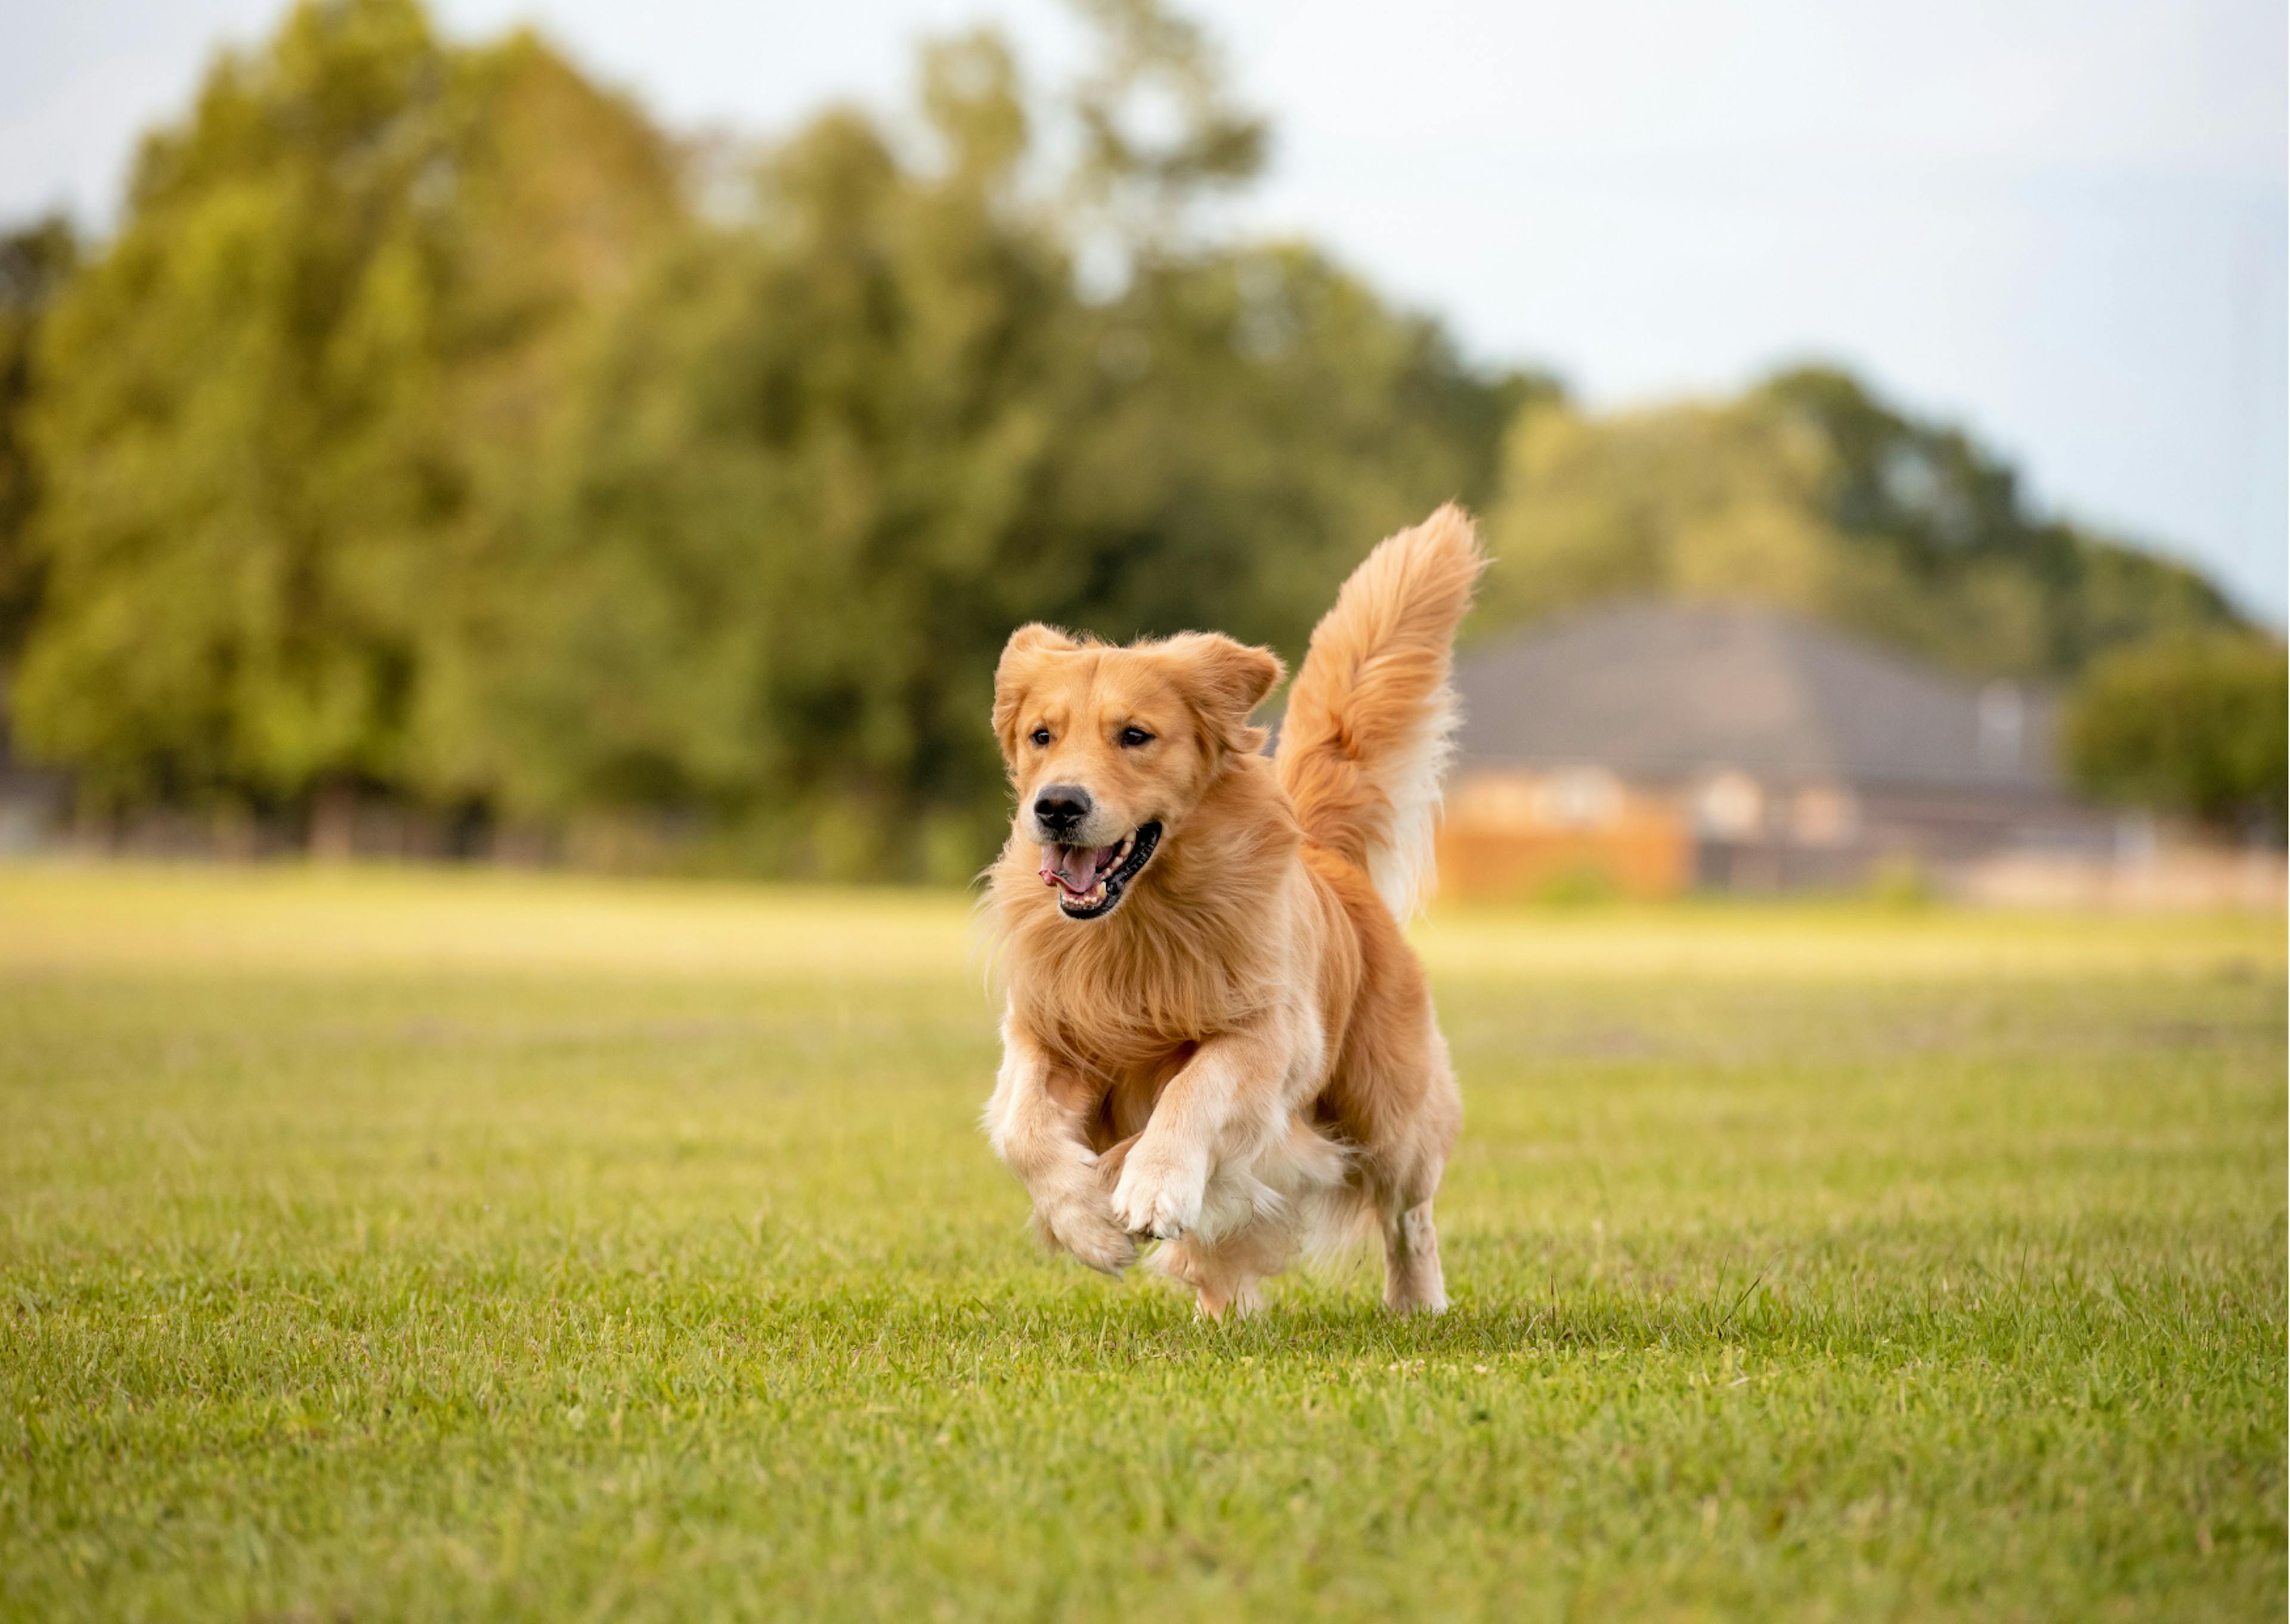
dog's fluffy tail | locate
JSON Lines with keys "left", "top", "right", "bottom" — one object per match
{"left": 1275, "top": 504, "right": 1486, "bottom": 919}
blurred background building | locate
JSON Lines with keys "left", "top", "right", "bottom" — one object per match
{"left": 1440, "top": 604, "right": 2283, "bottom": 905}
{"left": 1442, "top": 605, "right": 2084, "bottom": 895}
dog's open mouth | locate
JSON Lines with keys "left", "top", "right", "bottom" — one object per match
{"left": 1039, "top": 822, "right": 1162, "bottom": 919}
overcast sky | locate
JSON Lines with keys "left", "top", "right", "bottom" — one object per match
{"left": 4, "top": 0, "right": 2283, "bottom": 621}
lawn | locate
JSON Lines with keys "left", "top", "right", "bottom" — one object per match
{"left": 1, "top": 865, "right": 2282, "bottom": 1622}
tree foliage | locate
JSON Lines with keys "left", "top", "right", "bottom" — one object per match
{"left": 0, "top": 216, "right": 77, "bottom": 664}
{"left": 2064, "top": 632, "right": 2286, "bottom": 835}
{"left": 10, "top": 0, "right": 1532, "bottom": 870}
{"left": 15, "top": 0, "right": 676, "bottom": 810}
{"left": 1480, "top": 367, "right": 2243, "bottom": 680}
{"left": 1066, "top": 0, "right": 1268, "bottom": 256}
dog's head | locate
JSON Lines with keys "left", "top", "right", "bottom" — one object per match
{"left": 992, "top": 625, "right": 1283, "bottom": 921}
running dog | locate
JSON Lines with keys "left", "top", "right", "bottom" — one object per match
{"left": 982, "top": 505, "right": 1483, "bottom": 1316}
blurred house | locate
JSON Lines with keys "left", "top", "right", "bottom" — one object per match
{"left": 1437, "top": 603, "right": 2167, "bottom": 901}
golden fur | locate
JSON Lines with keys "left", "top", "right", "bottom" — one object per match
{"left": 982, "top": 505, "right": 1484, "bottom": 1317}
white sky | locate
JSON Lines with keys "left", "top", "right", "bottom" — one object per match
{"left": 3, "top": 0, "right": 2283, "bottom": 622}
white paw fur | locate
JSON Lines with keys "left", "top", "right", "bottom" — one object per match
{"left": 1109, "top": 1140, "right": 1208, "bottom": 1239}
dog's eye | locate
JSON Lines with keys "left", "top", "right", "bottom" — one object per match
{"left": 1029, "top": 727, "right": 1052, "bottom": 748}
{"left": 1118, "top": 727, "right": 1154, "bottom": 748}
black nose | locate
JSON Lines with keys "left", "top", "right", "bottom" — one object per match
{"left": 1033, "top": 784, "right": 1092, "bottom": 835}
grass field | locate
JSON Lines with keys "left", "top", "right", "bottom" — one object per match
{"left": 1, "top": 865, "right": 2282, "bottom": 1622}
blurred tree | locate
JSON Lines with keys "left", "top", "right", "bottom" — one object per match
{"left": 10, "top": 0, "right": 1528, "bottom": 869}
{"left": 460, "top": 51, "right": 1076, "bottom": 872}
{"left": 15, "top": 0, "right": 676, "bottom": 818}
{"left": 1481, "top": 367, "right": 2245, "bottom": 681}
{"left": 1759, "top": 368, "right": 2243, "bottom": 673}
{"left": 0, "top": 216, "right": 78, "bottom": 667}
{"left": 1066, "top": 0, "right": 1267, "bottom": 264}
{"left": 2064, "top": 632, "right": 2287, "bottom": 837}
{"left": 454, "top": 20, "right": 1533, "bottom": 878}
{"left": 1042, "top": 245, "right": 1548, "bottom": 656}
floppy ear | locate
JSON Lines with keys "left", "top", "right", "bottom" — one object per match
{"left": 992, "top": 624, "right": 1079, "bottom": 758}
{"left": 1164, "top": 633, "right": 1286, "bottom": 755}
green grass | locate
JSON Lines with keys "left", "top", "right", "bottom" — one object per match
{"left": 1, "top": 866, "right": 2282, "bottom": 1622}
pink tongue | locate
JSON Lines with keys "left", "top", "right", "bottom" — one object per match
{"left": 1041, "top": 842, "right": 1116, "bottom": 894}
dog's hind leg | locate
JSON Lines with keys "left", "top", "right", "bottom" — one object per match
{"left": 1369, "top": 1056, "right": 1457, "bottom": 1315}
{"left": 1378, "top": 1189, "right": 1447, "bottom": 1315}
{"left": 1353, "top": 1076, "right": 1457, "bottom": 1313}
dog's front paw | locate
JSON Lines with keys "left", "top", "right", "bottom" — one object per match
{"left": 1034, "top": 1192, "right": 1137, "bottom": 1276}
{"left": 1110, "top": 1141, "right": 1207, "bottom": 1240}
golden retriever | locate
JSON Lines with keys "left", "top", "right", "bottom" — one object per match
{"left": 982, "top": 505, "right": 1483, "bottom": 1317}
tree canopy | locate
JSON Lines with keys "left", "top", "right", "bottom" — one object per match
{"left": 2065, "top": 632, "right": 2286, "bottom": 836}
{"left": 1481, "top": 368, "right": 2244, "bottom": 681}
{"left": 15, "top": 0, "right": 678, "bottom": 813}
{"left": 0, "top": 215, "right": 78, "bottom": 666}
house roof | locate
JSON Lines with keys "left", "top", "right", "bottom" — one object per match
{"left": 1452, "top": 602, "right": 2064, "bottom": 795}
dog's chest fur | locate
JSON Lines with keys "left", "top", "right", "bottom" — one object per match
{"left": 997, "top": 870, "right": 1289, "bottom": 1143}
